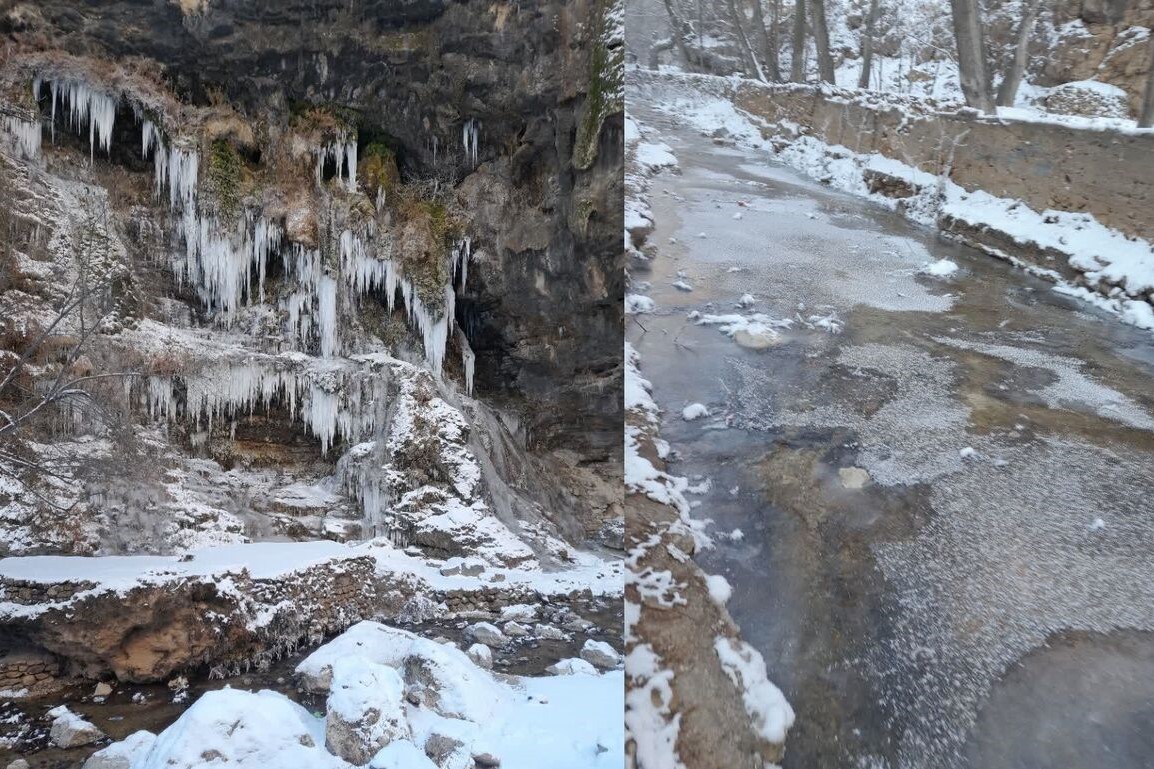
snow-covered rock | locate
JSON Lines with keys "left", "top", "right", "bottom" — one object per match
{"left": 579, "top": 640, "right": 621, "bottom": 670}
{"left": 546, "top": 658, "right": 598, "bottom": 676}
{"left": 369, "top": 739, "right": 438, "bottom": 769}
{"left": 83, "top": 731, "right": 157, "bottom": 769}
{"left": 705, "top": 574, "right": 732, "bottom": 606}
{"left": 1043, "top": 80, "right": 1131, "bottom": 119}
{"left": 502, "top": 621, "right": 531, "bottom": 638}
{"left": 112, "top": 689, "right": 347, "bottom": 769}
{"left": 466, "top": 622, "right": 508, "bottom": 648}
{"left": 48, "top": 706, "right": 104, "bottom": 748}
{"left": 466, "top": 644, "right": 493, "bottom": 670}
{"left": 325, "top": 658, "right": 409, "bottom": 765}
{"left": 681, "top": 403, "right": 710, "bottom": 421}
{"left": 297, "top": 622, "right": 508, "bottom": 723}
{"left": 920, "top": 258, "right": 959, "bottom": 277}
{"left": 534, "top": 624, "right": 570, "bottom": 641}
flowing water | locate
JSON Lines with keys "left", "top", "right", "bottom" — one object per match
{"left": 628, "top": 107, "right": 1154, "bottom": 769}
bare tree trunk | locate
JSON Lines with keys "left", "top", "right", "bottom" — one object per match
{"left": 809, "top": 0, "right": 836, "bottom": 83}
{"left": 858, "top": 0, "right": 881, "bottom": 89}
{"left": 790, "top": 0, "right": 807, "bottom": 82}
{"left": 995, "top": 0, "right": 1037, "bottom": 107}
{"left": 750, "top": 0, "right": 781, "bottom": 81}
{"left": 950, "top": 0, "right": 994, "bottom": 112}
{"left": 1140, "top": 31, "right": 1154, "bottom": 127}
{"left": 727, "top": 0, "right": 765, "bottom": 79}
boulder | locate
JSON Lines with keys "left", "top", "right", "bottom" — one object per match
{"left": 466, "top": 644, "right": 493, "bottom": 670}
{"left": 533, "top": 624, "right": 570, "bottom": 641}
{"left": 579, "top": 640, "right": 621, "bottom": 670}
{"left": 82, "top": 731, "right": 157, "bottom": 769}
{"left": 546, "top": 658, "right": 598, "bottom": 676}
{"left": 48, "top": 706, "right": 104, "bottom": 748}
{"left": 466, "top": 622, "right": 507, "bottom": 648}
{"left": 502, "top": 621, "right": 531, "bottom": 638}
{"left": 324, "top": 658, "right": 410, "bottom": 765}
{"left": 369, "top": 739, "right": 438, "bottom": 768}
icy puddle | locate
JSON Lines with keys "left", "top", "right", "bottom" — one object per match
{"left": 628, "top": 107, "right": 1154, "bottom": 769}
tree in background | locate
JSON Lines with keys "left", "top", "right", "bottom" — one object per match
{"left": 790, "top": 0, "right": 806, "bottom": 81}
{"left": 995, "top": 0, "right": 1038, "bottom": 107}
{"left": 809, "top": 0, "right": 836, "bottom": 83}
{"left": 857, "top": 0, "right": 881, "bottom": 89}
{"left": 1141, "top": 28, "right": 1154, "bottom": 127}
{"left": 949, "top": 0, "right": 994, "bottom": 111}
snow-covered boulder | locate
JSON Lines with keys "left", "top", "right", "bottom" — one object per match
{"left": 502, "top": 621, "right": 531, "bottom": 638}
{"left": 1043, "top": 80, "right": 1131, "bottom": 119}
{"left": 48, "top": 706, "right": 104, "bottom": 748}
{"left": 296, "top": 622, "right": 509, "bottom": 723}
{"left": 369, "top": 739, "right": 438, "bottom": 769}
{"left": 546, "top": 658, "right": 598, "bottom": 676}
{"left": 534, "top": 624, "right": 570, "bottom": 641}
{"left": 579, "top": 640, "right": 621, "bottom": 670}
{"left": 325, "top": 658, "right": 410, "bottom": 765}
{"left": 105, "top": 689, "right": 347, "bottom": 769}
{"left": 82, "top": 731, "right": 157, "bottom": 769}
{"left": 466, "top": 622, "right": 507, "bottom": 647}
{"left": 466, "top": 644, "right": 493, "bottom": 670}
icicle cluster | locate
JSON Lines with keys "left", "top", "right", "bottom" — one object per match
{"left": 33, "top": 74, "right": 472, "bottom": 386}
{"left": 315, "top": 134, "right": 358, "bottom": 192}
{"left": 452, "top": 237, "right": 472, "bottom": 292}
{"left": 35, "top": 77, "right": 117, "bottom": 159}
{"left": 143, "top": 358, "right": 392, "bottom": 455}
{"left": 2, "top": 116, "right": 42, "bottom": 160}
{"left": 457, "top": 328, "right": 476, "bottom": 396}
{"left": 462, "top": 118, "right": 480, "bottom": 168}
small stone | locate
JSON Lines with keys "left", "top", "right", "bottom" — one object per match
{"left": 533, "top": 624, "right": 569, "bottom": 641}
{"left": 93, "top": 682, "right": 113, "bottom": 697}
{"left": 7, "top": 760, "right": 31, "bottom": 769}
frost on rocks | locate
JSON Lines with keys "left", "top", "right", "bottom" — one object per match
{"left": 466, "top": 622, "right": 508, "bottom": 648}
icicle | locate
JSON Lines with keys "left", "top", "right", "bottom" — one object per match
{"left": 462, "top": 118, "right": 480, "bottom": 168}
{"left": 452, "top": 237, "right": 472, "bottom": 291}
{"left": 3, "top": 116, "right": 42, "bottom": 159}
{"left": 458, "top": 328, "right": 476, "bottom": 396}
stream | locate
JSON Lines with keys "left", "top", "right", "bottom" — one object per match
{"left": 628, "top": 107, "right": 1154, "bottom": 769}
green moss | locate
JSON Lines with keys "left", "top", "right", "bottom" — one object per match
{"left": 205, "top": 139, "right": 243, "bottom": 223}
{"left": 360, "top": 142, "right": 401, "bottom": 201}
{"left": 574, "top": 0, "right": 624, "bottom": 170}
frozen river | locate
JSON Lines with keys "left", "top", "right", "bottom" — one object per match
{"left": 627, "top": 103, "right": 1154, "bottom": 769}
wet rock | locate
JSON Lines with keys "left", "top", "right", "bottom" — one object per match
{"left": 466, "top": 622, "right": 507, "bottom": 647}
{"left": 579, "top": 640, "right": 621, "bottom": 670}
{"left": 838, "top": 467, "right": 870, "bottom": 490}
{"left": 48, "top": 705, "right": 104, "bottom": 748}
{"left": 93, "top": 681, "right": 113, "bottom": 697}
{"left": 472, "top": 752, "right": 501, "bottom": 768}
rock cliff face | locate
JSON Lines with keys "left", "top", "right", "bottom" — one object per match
{"left": 0, "top": 0, "right": 624, "bottom": 556}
